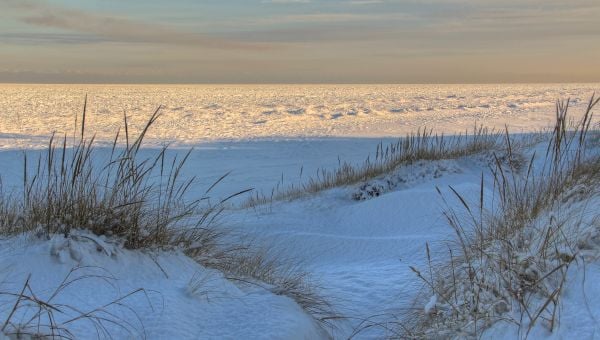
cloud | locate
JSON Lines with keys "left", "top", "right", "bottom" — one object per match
{"left": 1, "top": 0, "right": 599, "bottom": 83}
{"left": 258, "top": 12, "right": 388, "bottom": 24}
{"left": 1, "top": 0, "right": 267, "bottom": 50}
{"left": 348, "top": 0, "right": 385, "bottom": 5}
{"left": 261, "top": 0, "right": 311, "bottom": 3}
{"left": 0, "top": 32, "right": 107, "bottom": 45}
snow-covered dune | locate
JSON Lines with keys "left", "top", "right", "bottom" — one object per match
{"left": 0, "top": 85, "right": 598, "bottom": 339}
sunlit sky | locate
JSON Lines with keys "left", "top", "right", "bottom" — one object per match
{"left": 1, "top": 0, "right": 599, "bottom": 83}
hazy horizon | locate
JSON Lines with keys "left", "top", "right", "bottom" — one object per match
{"left": 0, "top": 81, "right": 600, "bottom": 86}
{"left": 1, "top": 0, "right": 599, "bottom": 84}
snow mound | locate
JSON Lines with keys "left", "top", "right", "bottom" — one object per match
{"left": 352, "top": 159, "right": 462, "bottom": 200}
{"left": 0, "top": 232, "right": 324, "bottom": 339}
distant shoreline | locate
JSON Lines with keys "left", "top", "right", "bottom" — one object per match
{"left": 1, "top": 82, "right": 600, "bottom": 86}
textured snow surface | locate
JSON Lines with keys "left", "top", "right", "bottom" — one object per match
{"left": 0, "top": 139, "right": 598, "bottom": 339}
{"left": 0, "top": 231, "right": 322, "bottom": 339}
{"left": 224, "top": 155, "right": 499, "bottom": 338}
{"left": 1, "top": 83, "right": 599, "bottom": 148}
{"left": 0, "top": 84, "right": 598, "bottom": 338}
{"left": 0, "top": 143, "right": 496, "bottom": 339}
{"left": 483, "top": 192, "right": 600, "bottom": 340}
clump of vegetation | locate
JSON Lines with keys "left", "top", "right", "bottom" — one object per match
{"left": 0, "top": 100, "right": 338, "bottom": 336}
{"left": 0, "top": 105, "right": 204, "bottom": 249}
{"left": 188, "top": 244, "right": 340, "bottom": 331}
{"left": 391, "top": 96, "right": 600, "bottom": 339}
{"left": 0, "top": 268, "right": 148, "bottom": 339}
{"left": 244, "top": 126, "right": 504, "bottom": 207}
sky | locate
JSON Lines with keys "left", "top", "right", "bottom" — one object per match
{"left": 0, "top": 0, "right": 599, "bottom": 83}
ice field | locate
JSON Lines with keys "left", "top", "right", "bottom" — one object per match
{"left": 1, "top": 84, "right": 599, "bottom": 149}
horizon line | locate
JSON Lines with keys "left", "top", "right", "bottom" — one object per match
{"left": 1, "top": 81, "right": 600, "bottom": 86}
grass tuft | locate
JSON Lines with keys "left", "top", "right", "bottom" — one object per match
{"left": 0, "top": 102, "right": 338, "bottom": 336}
{"left": 243, "top": 126, "right": 505, "bottom": 207}
{"left": 0, "top": 267, "right": 148, "bottom": 339}
{"left": 390, "top": 95, "right": 600, "bottom": 339}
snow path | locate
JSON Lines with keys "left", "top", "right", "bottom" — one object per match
{"left": 224, "top": 157, "right": 497, "bottom": 338}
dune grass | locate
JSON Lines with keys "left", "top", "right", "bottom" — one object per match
{"left": 243, "top": 126, "right": 506, "bottom": 207}
{"left": 0, "top": 268, "right": 148, "bottom": 339}
{"left": 387, "top": 96, "right": 600, "bottom": 339}
{"left": 0, "top": 105, "right": 204, "bottom": 248}
{"left": 0, "top": 102, "right": 337, "bottom": 338}
{"left": 0, "top": 95, "right": 596, "bottom": 338}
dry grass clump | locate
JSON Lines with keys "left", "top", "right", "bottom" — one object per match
{"left": 1, "top": 267, "right": 147, "bottom": 339}
{"left": 393, "top": 96, "right": 600, "bottom": 339}
{"left": 186, "top": 239, "right": 340, "bottom": 333}
{"left": 0, "top": 102, "right": 337, "bottom": 336}
{"left": 244, "top": 126, "right": 503, "bottom": 207}
{"left": 0, "top": 105, "right": 220, "bottom": 250}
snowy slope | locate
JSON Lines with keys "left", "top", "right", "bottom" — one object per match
{"left": 224, "top": 155, "right": 502, "bottom": 338}
{"left": 482, "top": 184, "right": 600, "bottom": 340}
{"left": 0, "top": 140, "right": 501, "bottom": 339}
{"left": 0, "top": 83, "right": 598, "bottom": 339}
{"left": 0, "top": 137, "right": 597, "bottom": 339}
{"left": 0, "top": 231, "right": 323, "bottom": 339}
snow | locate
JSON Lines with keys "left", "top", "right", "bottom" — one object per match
{"left": 0, "top": 231, "right": 323, "bottom": 339}
{"left": 221, "top": 155, "right": 499, "bottom": 338}
{"left": 483, "top": 263, "right": 600, "bottom": 340}
{"left": 0, "top": 84, "right": 598, "bottom": 339}
{"left": 425, "top": 295, "right": 438, "bottom": 315}
{"left": 483, "top": 191, "right": 600, "bottom": 340}
{"left": 0, "top": 140, "right": 501, "bottom": 338}
{"left": 0, "top": 84, "right": 599, "bottom": 149}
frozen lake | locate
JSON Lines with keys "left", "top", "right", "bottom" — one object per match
{"left": 1, "top": 84, "right": 598, "bottom": 149}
